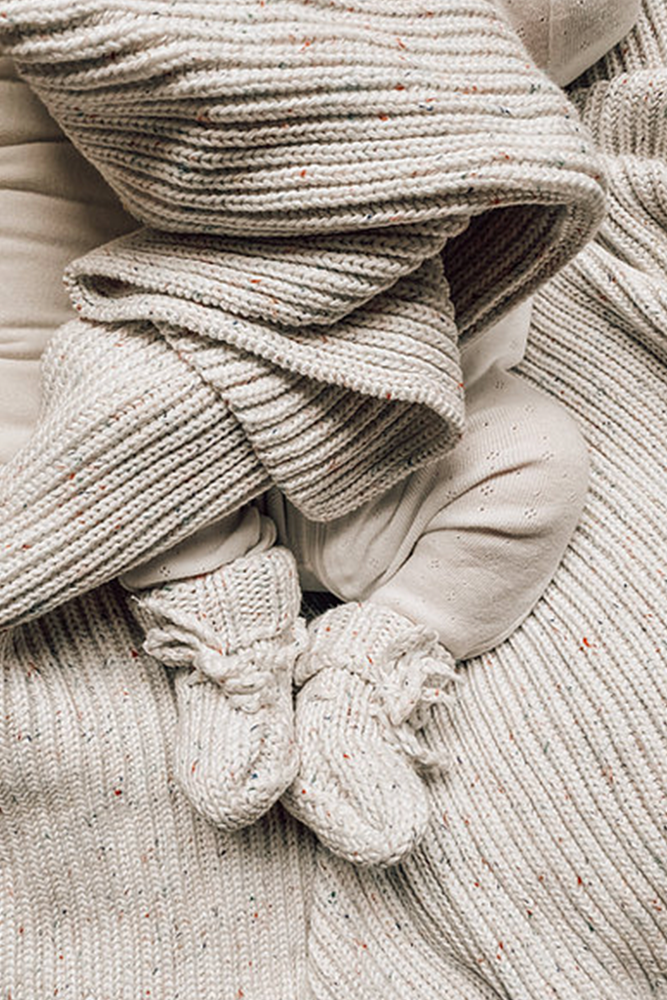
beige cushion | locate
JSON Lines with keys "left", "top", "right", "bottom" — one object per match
{"left": 0, "top": 57, "right": 134, "bottom": 463}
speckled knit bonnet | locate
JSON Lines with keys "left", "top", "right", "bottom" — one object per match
{"left": 0, "top": 0, "right": 606, "bottom": 627}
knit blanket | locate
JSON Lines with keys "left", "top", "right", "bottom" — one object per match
{"left": 0, "top": 0, "right": 607, "bottom": 626}
{"left": 1, "top": 1, "right": 666, "bottom": 997}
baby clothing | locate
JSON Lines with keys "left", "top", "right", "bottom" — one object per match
{"left": 116, "top": 282, "right": 590, "bottom": 864}
{"left": 498, "top": 0, "right": 641, "bottom": 86}
{"left": 1, "top": 2, "right": 666, "bottom": 993}
{"left": 111, "top": 0, "right": 632, "bottom": 865}
{"left": 267, "top": 358, "right": 589, "bottom": 662}
{"left": 126, "top": 296, "right": 588, "bottom": 663}
{"left": 0, "top": 0, "right": 638, "bottom": 865}
{"left": 130, "top": 544, "right": 306, "bottom": 832}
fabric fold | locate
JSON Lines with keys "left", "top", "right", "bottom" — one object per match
{"left": 0, "top": 319, "right": 270, "bottom": 627}
{"left": 0, "top": 0, "right": 608, "bottom": 627}
{"left": 1, "top": 0, "right": 607, "bottom": 336}
{"left": 66, "top": 237, "right": 467, "bottom": 516}
{"left": 555, "top": 66, "right": 667, "bottom": 367}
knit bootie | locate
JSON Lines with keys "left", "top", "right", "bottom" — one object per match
{"left": 128, "top": 546, "right": 305, "bottom": 830}
{"left": 282, "top": 602, "right": 458, "bottom": 866}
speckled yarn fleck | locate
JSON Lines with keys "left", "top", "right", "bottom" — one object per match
{"left": 0, "top": 0, "right": 606, "bottom": 630}
{"left": 0, "top": 0, "right": 607, "bottom": 337}
{"left": 303, "top": 6, "right": 667, "bottom": 996}
{"left": 0, "top": 319, "right": 269, "bottom": 626}
{"left": 0, "top": 1, "right": 603, "bottom": 251}
{"left": 1, "top": 4, "right": 666, "bottom": 999}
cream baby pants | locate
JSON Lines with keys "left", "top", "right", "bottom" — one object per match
{"left": 264, "top": 365, "right": 589, "bottom": 660}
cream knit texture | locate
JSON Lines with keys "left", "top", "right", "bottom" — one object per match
{"left": 131, "top": 546, "right": 305, "bottom": 831}
{"left": 0, "top": 585, "right": 315, "bottom": 999}
{"left": 282, "top": 601, "right": 458, "bottom": 867}
{"left": 0, "top": 56, "right": 135, "bottom": 463}
{"left": 0, "top": 0, "right": 606, "bottom": 628}
{"left": 0, "top": 319, "right": 269, "bottom": 625}
{"left": 305, "top": 6, "right": 667, "bottom": 995}
{"left": 1, "top": 3, "right": 666, "bottom": 998}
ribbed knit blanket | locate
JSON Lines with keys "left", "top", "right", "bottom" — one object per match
{"left": 0, "top": 0, "right": 608, "bottom": 626}
{"left": 1, "top": 1, "right": 666, "bottom": 997}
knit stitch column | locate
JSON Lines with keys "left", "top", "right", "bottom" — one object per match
{"left": 129, "top": 546, "right": 305, "bottom": 831}
{"left": 0, "top": 582, "right": 314, "bottom": 999}
{"left": 0, "top": 318, "right": 270, "bottom": 627}
{"left": 282, "top": 601, "right": 459, "bottom": 867}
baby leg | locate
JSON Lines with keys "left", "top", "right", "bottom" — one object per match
{"left": 281, "top": 367, "right": 589, "bottom": 865}
{"left": 369, "top": 366, "right": 590, "bottom": 660}
{"left": 121, "top": 510, "right": 305, "bottom": 832}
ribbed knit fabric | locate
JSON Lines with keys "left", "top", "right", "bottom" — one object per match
{"left": 0, "top": 582, "right": 315, "bottom": 999}
{"left": 305, "top": 321, "right": 667, "bottom": 1000}
{"left": 303, "top": 6, "right": 667, "bottom": 995}
{"left": 0, "top": 0, "right": 610, "bottom": 347}
{"left": 2, "top": 4, "right": 667, "bottom": 998}
{"left": 130, "top": 546, "right": 305, "bottom": 831}
{"left": 0, "top": 318, "right": 270, "bottom": 627}
{"left": 69, "top": 245, "right": 466, "bottom": 513}
{"left": 0, "top": 0, "right": 607, "bottom": 629}
{"left": 0, "top": 1, "right": 602, "bottom": 256}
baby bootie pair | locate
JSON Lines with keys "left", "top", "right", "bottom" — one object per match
{"left": 129, "top": 547, "right": 458, "bottom": 866}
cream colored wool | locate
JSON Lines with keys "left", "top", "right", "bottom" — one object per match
{"left": 306, "top": 326, "right": 667, "bottom": 997}
{"left": 0, "top": 1, "right": 602, "bottom": 251}
{"left": 282, "top": 601, "right": 458, "bottom": 867}
{"left": 304, "top": 6, "right": 667, "bottom": 995}
{"left": 0, "top": 257, "right": 465, "bottom": 627}
{"left": 498, "top": 0, "right": 642, "bottom": 86}
{"left": 69, "top": 245, "right": 465, "bottom": 511}
{"left": 0, "top": 0, "right": 607, "bottom": 629}
{"left": 0, "top": 4, "right": 666, "bottom": 999}
{"left": 130, "top": 546, "right": 305, "bottom": 831}
{"left": 0, "top": 318, "right": 270, "bottom": 626}
{"left": 0, "top": 56, "right": 135, "bottom": 463}
{"left": 0, "top": 585, "right": 316, "bottom": 999}
{"left": 2, "top": 182, "right": 666, "bottom": 997}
